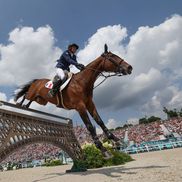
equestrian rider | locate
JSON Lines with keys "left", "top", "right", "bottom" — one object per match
{"left": 48, "top": 43, "right": 85, "bottom": 97}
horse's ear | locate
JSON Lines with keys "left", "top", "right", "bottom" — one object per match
{"left": 104, "top": 44, "right": 108, "bottom": 53}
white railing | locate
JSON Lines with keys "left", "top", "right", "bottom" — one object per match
{"left": 122, "top": 140, "right": 182, "bottom": 154}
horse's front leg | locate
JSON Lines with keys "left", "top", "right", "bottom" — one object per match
{"left": 87, "top": 99, "right": 121, "bottom": 144}
{"left": 77, "top": 103, "right": 112, "bottom": 159}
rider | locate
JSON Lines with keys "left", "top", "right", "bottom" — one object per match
{"left": 48, "top": 43, "right": 85, "bottom": 97}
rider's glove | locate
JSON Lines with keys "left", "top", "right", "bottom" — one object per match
{"left": 77, "top": 63, "right": 85, "bottom": 71}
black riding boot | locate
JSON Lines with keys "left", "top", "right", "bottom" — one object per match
{"left": 48, "top": 79, "right": 63, "bottom": 97}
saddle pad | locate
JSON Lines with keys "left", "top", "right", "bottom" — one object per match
{"left": 45, "top": 73, "right": 73, "bottom": 91}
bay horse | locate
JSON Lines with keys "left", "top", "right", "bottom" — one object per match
{"left": 14, "top": 45, "right": 132, "bottom": 158}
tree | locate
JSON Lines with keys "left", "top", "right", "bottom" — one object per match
{"left": 148, "top": 116, "right": 161, "bottom": 123}
{"left": 163, "top": 107, "right": 179, "bottom": 119}
{"left": 139, "top": 116, "right": 161, "bottom": 124}
{"left": 139, "top": 117, "right": 148, "bottom": 124}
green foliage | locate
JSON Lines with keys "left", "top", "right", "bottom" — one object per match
{"left": 115, "top": 124, "right": 133, "bottom": 130}
{"left": 102, "top": 138, "right": 111, "bottom": 144}
{"left": 43, "top": 159, "right": 63, "bottom": 167}
{"left": 6, "top": 162, "right": 15, "bottom": 170}
{"left": 115, "top": 126, "right": 123, "bottom": 130}
{"left": 139, "top": 117, "right": 148, "bottom": 124}
{"left": 70, "top": 160, "right": 87, "bottom": 172}
{"left": 0, "top": 165, "right": 3, "bottom": 171}
{"left": 104, "top": 147, "right": 133, "bottom": 166}
{"left": 139, "top": 116, "right": 161, "bottom": 124}
{"left": 148, "top": 116, "right": 161, "bottom": 123}
{"left": 180, "top": 109, "right": 182, "bottom": 117}
{"left": 83, "top": 144, "right": 104, "bottom": 168}
{"left": 82, "top": 144, "right": 133, "bottom": 169}
{"left": 117, "top": 151, "right": 134, "bottom": 163}
{"left": 163, "top": 107, "right": 182, "bottom": 119}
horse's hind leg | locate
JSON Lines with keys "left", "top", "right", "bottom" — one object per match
{"left": 23, "top": 100, "right": 32, "bottom": 108}
{"left": 16, "top": 95, "right": 26, "bottom": 107}
{"left": 16, "top": 95, "right": 32, "bottom": 109}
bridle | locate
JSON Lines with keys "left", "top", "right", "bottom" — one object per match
{"left": 81, "top": 44, "right": 130, "bottom": 89}
{"left": 90, "top": 52, "right": 125, "bottom": 89}
{"left": 101, "top": 52, "right": 125, "bottom": 74}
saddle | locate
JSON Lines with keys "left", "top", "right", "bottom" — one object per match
{"left": 45, "top": 72, "right": 73, "bottom": 91}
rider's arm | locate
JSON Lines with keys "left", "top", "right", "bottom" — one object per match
{"left": 62, "top": 52, "right": 78, "bottom": 66}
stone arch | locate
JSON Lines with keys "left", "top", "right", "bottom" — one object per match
{"left": 0, "top": 136, "right": 79, "bottom": 163}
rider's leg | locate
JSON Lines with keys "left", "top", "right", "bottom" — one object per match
{"left": 48, "top": 68, "right": 65, "bottom": 97}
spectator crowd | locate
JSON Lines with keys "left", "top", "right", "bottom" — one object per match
{"left": 1, "top": 117, "right": 182, "bottom": 164}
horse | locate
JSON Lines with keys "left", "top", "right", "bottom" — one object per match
{"left": 14, "top": 44, "right": 133, "bottom": 158}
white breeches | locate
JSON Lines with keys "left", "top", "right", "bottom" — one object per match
{"left": 56, "top": 68, "right": 66, "bottom": 80}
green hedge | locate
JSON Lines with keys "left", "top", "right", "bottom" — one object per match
{"left": 43, "top": 159, "right": 63, "bottom": 167}
{"left": 83, "top": 144, "right": 104, "bottom": 168}
{"left": 80, "top": 144, "right": 133, "bottom": 169}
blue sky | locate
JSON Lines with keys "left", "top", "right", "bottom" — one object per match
{"left": 1, "top": 0, "right": 181, "bottom": 46}
{"left": 0, "top": 0, "right": 182, "bottom": 131}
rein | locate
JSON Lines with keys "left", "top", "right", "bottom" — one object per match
{"left": 83, "top": 53, "right": 125, "bottom": 89}
{"left": 94, "top": 72, "right": 123, "bottom": 89}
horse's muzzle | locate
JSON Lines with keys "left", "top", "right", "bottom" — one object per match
{"left": 127, "top": 65, "right": 133, "bottom": 74}
{"left": 119, "top": 65, "right": 132, "bottom": 75}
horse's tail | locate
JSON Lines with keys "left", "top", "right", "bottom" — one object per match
{"left": 14, "top": 79, "right": 38, "bottom": 102}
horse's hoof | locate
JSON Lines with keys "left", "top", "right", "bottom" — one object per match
{"left": 22, "top": 105, "right": 28, "bottom": 108}
{"left": 112, "top": 144, "right": 120, "bottom": 151}
{"left": 103, "top": 151, "right": 113, "bottom": 160}
{"left": 115, "top": 141, "right": 122, "bottom": 147}
{"left": 113, "top": 139, "right": 127, "bottom": 150}
{"left": 16, "top": 103, "right": 21, "bottom": 107}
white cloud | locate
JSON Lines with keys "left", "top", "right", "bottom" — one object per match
{"left": 96, "top": 118, "right": 121, "bottom": 134}
{"left": 77, "top": 25, "right": 127, "bottom": 64}
{"left": 0, "top": 92, "right": 7, "bottom": 101}
{"left": 141, "top": 85, "right": 182, "bottom": 119}
{"left": 166, "top": 86, "right": 182, "bottom": 109}
{"left": 106, "top": 118, "right": 121, "bottom": 129}
{"left": 127, "top": 118, "right": 139, "bottom": 125}
{"left": 0, "top": 25, "right": 61, "bottom": 86}
{"left": 126, "top": 14, "right": 182, "bottom": 74}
